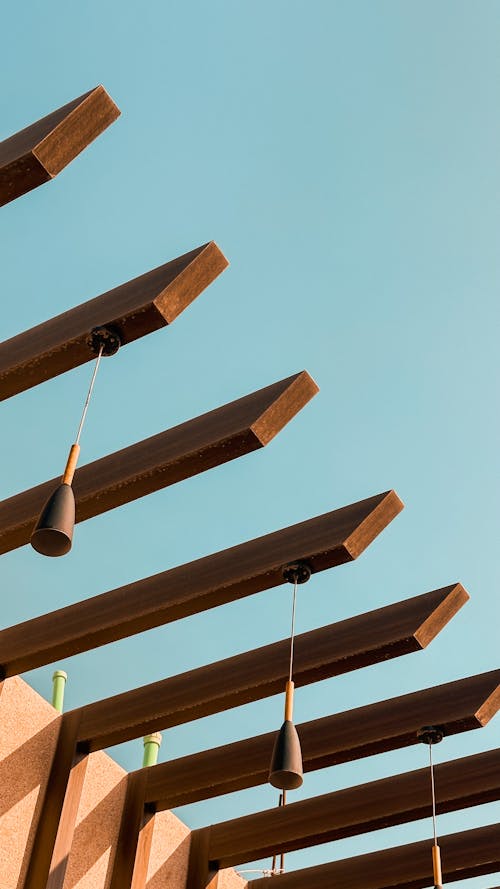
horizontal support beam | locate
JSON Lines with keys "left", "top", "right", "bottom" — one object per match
{"left": 0, "top": 86, "right": 119, "bottom": 207}
{"left": 75, "top": 584, "right": 468, "bottom": 751}
{"left": 0, "top": 372, "right": 317, "bottom": 556}
{"left": 0, "top": 241, "right": 228, "bottom": 401}
{"left": 209, "top": 747, "right": 500, "bottom": 867}
{"left": 247, "top": 822, "right": 500, "bottom": 889}
{"left": 0, "top": 490, "right": 402, "bottom": 675}
{"left": 145, "top": 666, "right": 499, "bottom": 809}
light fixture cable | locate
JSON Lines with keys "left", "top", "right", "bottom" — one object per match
{"left": 61, "top": 343, "right": 104, "bottom": 487}
{"left": 288, "top": 573, "right": 298, "bottom": 683}
{"left": 74, "top": 343, "right": 104, "bottom": 446}
{"left": 418, "top": 725, "right": 444, "bottom": 889}
{"left": 30, "top": 327, "right": 120, "bottom": 557}
{"left": 428, "top": 739, "right": 443, "bottom": 888}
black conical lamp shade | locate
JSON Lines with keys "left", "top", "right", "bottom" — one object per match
{"left": 31, "top": 483, "right": 75, "bottom": 557}
{"left": 269, "top": 718, "right": 303, "bottom": 790}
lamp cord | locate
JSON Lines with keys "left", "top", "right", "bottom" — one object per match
{"left": 288, "top": 576, "right": 298, "bottom": 683}
{"left": 429, "top": 742, "right": 438, "bottom": 846}
{"left": 74, "top": 345, "right": 104, "bottom": 445}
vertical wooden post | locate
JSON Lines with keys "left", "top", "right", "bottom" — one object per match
{"left": 186, "top": 828, "right": 219, "bottom": 889}
{"left": 131, "top": 808, "right": 156, "bottom": 889}
{"left": 22, "top": 709, "right": 85, "bottom": 889}
{"left": 109, "top": 770, "right": 153, "bottom": 889}
{"left": 46, "top": 751, "right": 89, "bottom": 889}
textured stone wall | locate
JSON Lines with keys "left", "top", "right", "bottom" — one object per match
{"left": 0, "top": 677, "right": 245, "bottom": 889}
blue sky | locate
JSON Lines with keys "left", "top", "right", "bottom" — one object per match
{"left": 1, "top": 2, "right": 499, "bottom": 884}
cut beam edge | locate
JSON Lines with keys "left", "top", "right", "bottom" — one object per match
{"left": 0, "top": 372, "right": 316, "bottom": 555}
{"left": 246, "top": 822, "right": 500, "bottom": 889}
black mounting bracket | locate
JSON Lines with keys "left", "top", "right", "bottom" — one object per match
{"left": 282, "top": 562, "right": 312, "bottom": 585}
{"left": 417, "top": 725, "right": 445, "bottom": 745}
{"left": 86, "top": 325, "right": 122, "bottom": 357}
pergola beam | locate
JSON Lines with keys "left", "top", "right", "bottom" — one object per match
{"left": 0, "top": 86, "right": 120, "bottom": 207}
{"left": 0, "top": 372, "right": 317, "bottom": 556}
{"left": 145, "top": 666, "right": 499, "bottom": 809}
{"left": 74, "top": 585, "right": 468, "bottom": 751}
{"left": 0, "top": 489, "right": 402, "bottom": 675}
{"left": 0, "top": 241, "right": 228, "bottom": 401}
{"left": 208, "top": 747, "right": 500, "bottom": 867}
{"left": 247, "top": 822, "right": 500, "bottom": 889}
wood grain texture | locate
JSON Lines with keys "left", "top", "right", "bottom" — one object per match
{"left": 21, "top": 710, "right": 84, "bottom": 889}
{"left": 208, "top": 747, "right": 500, "bottom": 866}
{"left": 247, "top": 822, "right": 500, "bottom": 889}
{"left": 0, "top": 490, "right": 402, "bottom": 675}
{"left": 0, "top": 241, "right": 228, "bottom": 401}
{"left": 145, "top": 667, "right": 500, "bottom": 809}
{"left": 74, "top": 585, "right": 468, "bottom": 751}
{"left": 45, "top": 751, "right": 89, "bottom": 889}
{"left": 186, "top": 829, "right": 219, "bottom": 889}
{"left": 107, "top": 771, "right": 150, "bottom": 889}
{"left": 0, "top": 372, "right": 317, "bottom": 556}
{"left": 131, "top": 810, "right": 156, "bottom": 889}
{"left": 0, "top": 86, "right": 119, "bottom": 206}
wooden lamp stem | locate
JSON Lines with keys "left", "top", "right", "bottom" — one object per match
{"left": 62, "top": 444, "right": 81, "bottom": 485}
{"left": 284, "top": 680, "right": 294, "bottom": 721}
{"left": 432, "top": 843, "right": 443, "bottom": 887}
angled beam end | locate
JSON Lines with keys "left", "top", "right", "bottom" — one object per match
{"left": 0, "top": 85, "right": 120, "bottom": 206}
{"left": 342, "top": 489, "right": 404, "bottom": 561}
{"left": 250, "top": 370, "right": 319, "bottom": 446}
{"left": 413, "top": 582, "right": 469, "bottom": 649}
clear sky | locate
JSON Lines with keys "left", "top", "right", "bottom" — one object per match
{"left": 1, "top": 2, "right": 499, "bottom": 885}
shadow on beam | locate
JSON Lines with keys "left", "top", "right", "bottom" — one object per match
{"left": 0, "top": 241, "right": 228, "bottom": 401}
{"left": 0, "top": 371, "right": 317, "bottom": 555}
{"left": 73, "top": 585, "right": 468, "bottom": 751}
{"left": 145, "top": 665, "right": 499, "bottom": 809}
{"left": 0, "top": 489, "right": 402, "bottom": 674}
{"left": 247, "top": 822, "right": 500, "bottom": 889}
{"left": 208, "top": 747, "right": 500, "bottom": 867}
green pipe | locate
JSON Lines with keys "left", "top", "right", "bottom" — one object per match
{"left": 52, "top": 670, "right": 67, "bottom": 712}
{"left": 142, "top": 732, "right": 162, "bottom": 767}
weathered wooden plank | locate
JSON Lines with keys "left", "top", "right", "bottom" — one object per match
{"left": 21, "top": 710, "right": 84, "bottom": 889}
{"left": 45, "top": 750, "right": 89, "bottom": 889}
{"left": 107, "top": 771, "right": 151, "bottom": 889}
{"left": 0, "top": 490, "right": 402, "bottom": 675}
{"left": 186, "top": 829, "right": 220, "bottom": 889}
{"left": 75, "top": 585, "right": 468, "bottom": 751}
{"left": 0, "top": 241, "right": 228, "bottom": 401}
{"left": 247, "top": 822, "right": 500, "bottom": 889}
{"left": 0, "top": 86, "right": 119, "bottom": 206}
{"left": 0, "top": 372, "right": 317, "bottom": 556}
{"left": 209, "top": 747, "right": 500, "bottom": 867}
{"left": 145, "top": 667, "right": 500, "bottom": 809}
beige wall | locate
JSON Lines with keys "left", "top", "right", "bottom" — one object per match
{"left": 0, "top": 677, "right": 245, "bottom": 889}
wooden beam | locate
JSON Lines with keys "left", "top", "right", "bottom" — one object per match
{"left": 107, "top": 771, "right": 152, "bottom": 889}
{"left": 45, "top": 750, "right": 89, "bottom": 889}
{"left": 21, "top": 710, "right": 85, "bottom": 889}
{"left": 0, "top": 241, "right": 228, "bottom": 402}
{"left": 186, "top": 829, "right": 220, "bottom": 889}
{"left": 145, "top": 668, "right": 500, "bottom": 809}
{"left": 208, "top": 747, "right": 500, "bottom": 867}
{"left": 247, "top": 822, "right": 500, "bottom": 889}
{"left": 0, "top": 371, "right": 317, "bottom": 556}
{"left": 0, "top": 86, "right": 119, "bottom": 207}
{"left": 75, "top": 585, "right": 468, "bottom": 751}
{"left": 0, "top": 490, "right": 403, "bottom": 675}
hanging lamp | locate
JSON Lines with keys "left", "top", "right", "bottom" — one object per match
{"left": 31, "top": 326, "right": 120, "bottom": 557}
{"left": 417, "top": 724, "right": 445, "bottom": 889}
{"left": 268, "top": 561, "right": 311, "bottom": 791}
